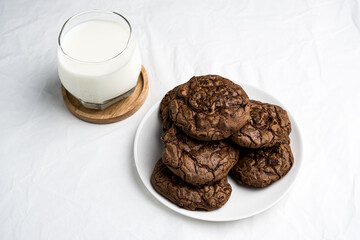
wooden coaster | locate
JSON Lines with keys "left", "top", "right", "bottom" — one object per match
{"left": 61, "top": 66, "right": 149, "bottom": 124}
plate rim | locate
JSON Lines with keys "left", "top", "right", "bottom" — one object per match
{"left": 134, "top": 84, "right": 303, "bottom": 222}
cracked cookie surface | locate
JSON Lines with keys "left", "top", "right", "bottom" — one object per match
{"left": 151, "top": 159, "right": 232, "bottom": 211}
{"left": 232, "top": 143, "right": 294, "bottom": 188}
{"left": 168, "top": 75, "right": 250, "bottom": 141}
{"left": 159, "top": 84, "right": 184, "bottom": 133}
{"left": 231, "top": 100, "right": 291, "bottom": 149}
{"left": 162, "top": 126, "right": 239, "bottom": 186}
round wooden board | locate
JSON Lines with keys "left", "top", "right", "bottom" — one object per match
{"left": 61, "top": 66, "right": 149, "bottom": 124}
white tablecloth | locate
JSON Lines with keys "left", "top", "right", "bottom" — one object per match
{"left": 1, "top": 0, "right": 360, "bottom": 239}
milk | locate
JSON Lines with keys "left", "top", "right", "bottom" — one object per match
{"left": 58, "top": 20, "right": 142, "bottom": 104}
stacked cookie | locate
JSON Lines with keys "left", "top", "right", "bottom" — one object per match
{"left": 230, "top": 100, "right": 294, "bottom": 188}
{"left": 151, "top": 75, "right": 294, "bottom": 211}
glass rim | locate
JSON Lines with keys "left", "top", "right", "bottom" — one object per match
{"left": 58, "top": 9, "right": 133, "bottom": 64}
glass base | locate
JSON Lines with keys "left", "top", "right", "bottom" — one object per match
{"left": 79, "top": 87, "right": 136, "bottom": 110}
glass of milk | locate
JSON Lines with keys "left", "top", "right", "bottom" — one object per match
{"left": 58, "top": 10, "right": 142, "bottom": 110}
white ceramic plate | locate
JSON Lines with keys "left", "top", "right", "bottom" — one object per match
{"left": 134, "top": 84, "right": 303, "bottom": 222}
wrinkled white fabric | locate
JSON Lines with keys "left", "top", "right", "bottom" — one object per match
{"left": 0, "top": 0, "right": 359, "bottom": 239}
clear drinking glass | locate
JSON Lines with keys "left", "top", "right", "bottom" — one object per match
{"left": 58, "top": 10, "right": 142, "bottom": 110}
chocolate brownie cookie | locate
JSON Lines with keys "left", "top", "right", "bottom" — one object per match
{"left": 232, "top": 143, "right": 294, "bottom": 188}
{"left": 162, "top": 126, "right": 239, "bottom": 186}
{"left": 151, "top": 159, "right": 232, "bottom": 211}
{"left": 231, "top": 100, "right": 291, "bottom": 149}
{"left": 159, "top": 85, "right": 184, "bottom": 132}
{"left": 168, "top": 75, "right": 250, "bottom": 141}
